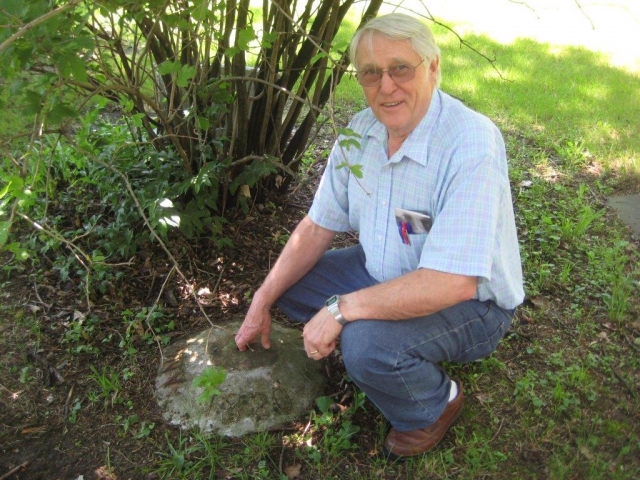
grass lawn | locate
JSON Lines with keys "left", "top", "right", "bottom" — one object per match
{"left": 1, "top": 3, "right": 639, "bottom": 479}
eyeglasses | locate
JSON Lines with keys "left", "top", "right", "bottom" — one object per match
{"left": 356, "top": 59, "right": 426, "bottom": 87}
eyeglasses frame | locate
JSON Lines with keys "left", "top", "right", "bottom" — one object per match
{"left": 355, "top": 58, "right": 427, "bottom": 87}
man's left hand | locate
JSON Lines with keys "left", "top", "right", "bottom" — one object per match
{"left": 302, "top": 308, "right": 343, "bottom": 360}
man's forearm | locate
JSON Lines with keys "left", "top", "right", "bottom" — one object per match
{"left": 340, "top": 268, "right": 477, "bottom": 322}
{"left": 253, "top": 215, "right": 336, "bottom": 308}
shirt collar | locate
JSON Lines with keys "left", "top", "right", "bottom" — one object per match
{"left": 366, "top": 89, "right": 442, "bottom": 166}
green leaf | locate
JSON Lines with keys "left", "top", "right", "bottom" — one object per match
{"left": 158, "top": 60, "right": 180, "bottom": 76}
{"left": 311, "top": 51, "right": 327, "bottom": 64}
{"left": 0, "top": 221, "right": 10, "bottom": 247}
{"left": 192, "top": 366, "right": 226, "bottom": 404}
{"left": 71, "top": 35, "right": 95, "bottom": 52}
{"left": 336, "top": 162, "right": 363, "bottom": 179}
{"left": 260, "top": 32, "right": 278, "bottom": 49}
{"left": 176, "top": 65, "right": 196, "bottom": 88}
{"left": 47, "top": 102, "right": 79, "bottom": 123}
{"left": 57, "top": 54, "right": 87, "bottom": 82}
{"left": 237, "top": 27, "right": 256, "bottom": 51}
{"left": 229, "top": 160, "right": 277, "bottom": 195}
{"left": 158, "top": 61, "right": 196, "bottom": 87}
{"left": 23, "top": 91, "right": 44, "bottom": 115}
{"left": 5, "top": 242, "right": 29, "bottom": 260}
{"left": 130, "top": 112, "right": 146, "bottom": 128}
{"left": 331, "top": 40, "right": 350, "bottom": 53}
{"left": 316, "top": 396, "right": 332, "bottom": 415}
{"left": 0, "top": 176, "right": 24, "bottom": 200}
{"left": 191, "top": 0, "right": 216, "bottom": 23}
{"left": 336, "top": 127, "right": 362, "bottom": 139}
{"left": 338, "top": 138, "right": 361, "bottom": 151}
{"left": 197, "top": 116, "right": 210, "bottom": 130}
{"left": 349, "top": 164, "right": 364, "bottom": 178}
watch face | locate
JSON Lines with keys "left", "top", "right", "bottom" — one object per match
{"left": 325, "top": 295, "right": 346, "bottom": 325}
{"left": 326, "top": 294, "right": 339, "bottom": 307}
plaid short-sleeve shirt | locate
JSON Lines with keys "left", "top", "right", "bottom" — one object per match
{"left": 308, "top": 90, "right": 524, "bottom": 310}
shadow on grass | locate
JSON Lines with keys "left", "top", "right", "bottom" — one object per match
{"left": 438, "top": 28, "right": 639, "bottom": 175}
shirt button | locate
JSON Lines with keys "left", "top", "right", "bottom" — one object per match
{"left": 381, "top": 200, "right": 387, "bottom": 206}
{"left": 378, "top": 235, "right": 383, "bottom": 241}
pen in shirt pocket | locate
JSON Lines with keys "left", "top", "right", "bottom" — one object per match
{"left": 397, "top": 220, "right": 413, "bottom": 245}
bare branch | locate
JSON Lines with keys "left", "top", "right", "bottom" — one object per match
{"left": 506, "top": 0, "right": 541, "bottom": 19}
{"left": 143, "top": 265, "right": 177, "bottom": 364}
{"left": 573, "top": 0, "right": 596, "bottom": 30}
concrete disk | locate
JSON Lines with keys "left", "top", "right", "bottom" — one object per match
{"left": 155, "top": 319, "right": 326, "bottom": 437}
{"left": 607, "top": 195, "right": 640, "bottom": 239}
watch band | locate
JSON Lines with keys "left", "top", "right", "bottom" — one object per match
{"left": 325, "top": 294, "right": 347, "bottom": 326}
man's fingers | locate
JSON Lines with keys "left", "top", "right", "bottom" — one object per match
{"left": 235, "top": 325, "right": 271, "bottom": 351}
{"left": 235, "top": 335, "right": 249, "bottom": 351}
{"left": 235, "top": 327, "right": 256, "bottom": 351}
{"left": 261, "top": 332, "right": 271, "bottom": 349}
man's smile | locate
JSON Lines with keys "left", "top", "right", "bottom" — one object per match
{"left": 381, "top": 101, "right": 403, "bottom": 108}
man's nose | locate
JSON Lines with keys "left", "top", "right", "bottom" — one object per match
{"left": 379, "top": 70, "right": 398, "bottom": 93}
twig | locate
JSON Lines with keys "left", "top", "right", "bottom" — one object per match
{"left": 0, "top": 0, "right": 83, "bottom": 55}
{"left": 0, "top": 461, "right": 29, "bottom": 480}
{"left": 221, "top": 76, "right": 328, "bottom": 118}
{"left": 279, "top": 440, "right": 286, "bottom": 475}
{"left": 301, "top": 414, "right": 313, "bottom": 438}
{"left": 573, "top": 0, "right": 595, "bottom": 30}
{"left": 145, "top": 269, "right": 158, "bottom": 301}
{"left": 32, "top": 279, "right": 52, "bottom": 311}
{"left": 0, "top": 383, "right": 22, "bottom": 398}
{"left": 229, "top": 153, "right": 296, "bottom": 177}
{"left": 405, "top": 6, "right": 508, "bottom": 82}
{"left": 489, "top": 417, "right": 505, "bottom": 443}
{"left": 211, "top": 263, "right": 227, "bottom": 299}
{"left": 623, "top": 334, "right": 640, "bottom": 354}
{"left": 611, "top": 368, "right": 637, "bottom": 400}
{"left": 506, "top": 0, "right": 540, "bottom": 19}
{"left": 63, "top": 383, "right": 75, "bottom": 421}
{"left": 26, "top": 351, "right": 64, "bottom": 386}
{"left": 144, "top": 266, "right": 177, "bottom": 366}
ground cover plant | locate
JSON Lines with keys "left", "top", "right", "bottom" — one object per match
{"left": 1, "top": 4, "right": 639, "bottom": 480}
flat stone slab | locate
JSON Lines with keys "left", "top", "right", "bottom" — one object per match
{"left": 155, "top": 319, "right": 325, "bottom": 437}
{"left": 607, "top": 195, "right": 640, "bottom": 238}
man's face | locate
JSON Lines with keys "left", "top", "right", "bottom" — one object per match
{"left": 356, "top": 33, "right": 438, "bottom": 142}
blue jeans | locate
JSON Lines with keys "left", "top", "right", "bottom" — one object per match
{"left": 276, "top": 245, "right": 514, "bottom": 431}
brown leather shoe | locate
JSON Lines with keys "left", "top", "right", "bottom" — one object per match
{"left": 383, "top": 380, "right": 464, "bottom": 458}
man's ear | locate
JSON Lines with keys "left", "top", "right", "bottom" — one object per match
{"left": 429, "top": 57, "right": 440, "bottom": 76}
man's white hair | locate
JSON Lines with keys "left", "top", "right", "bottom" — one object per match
{"left": 349, "top": 13, "right": 441, "bottom": 88}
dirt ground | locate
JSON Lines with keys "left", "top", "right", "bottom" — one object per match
{"left": 1, "top": 154, "right": 639, "bottom": 479}
{"left": 0, "top": 178, "right": 365, "bottom": 479}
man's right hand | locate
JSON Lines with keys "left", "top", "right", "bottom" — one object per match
{"left": 234, "top": 216, "right": 336, "bottom": 352}
{"left": 235, "top": 301, "right": 272, "bottom": 351}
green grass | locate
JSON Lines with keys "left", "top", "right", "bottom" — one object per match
{"left": 443, "top": 32, "right": 639, "bottom": 174}
{"left": 1, "top": 9, "right": 639, "bottom": 480}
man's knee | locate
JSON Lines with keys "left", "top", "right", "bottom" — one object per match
{"left": 340, "top": 322, "right": 397, "bottom": 384}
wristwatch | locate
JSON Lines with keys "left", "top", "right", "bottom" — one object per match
{"left": 325, "top": 294, "right": 347, "bottom": 326}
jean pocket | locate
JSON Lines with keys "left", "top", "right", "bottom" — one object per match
{"left": 452, "top": 302, "right": 510, "bottom": 363}
{"left": 484, "top": 302, "right": 513, "bottom": 348}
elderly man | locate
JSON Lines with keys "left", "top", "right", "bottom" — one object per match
{"left": 235, "top": 13, "right": 524, "bottom": 458}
